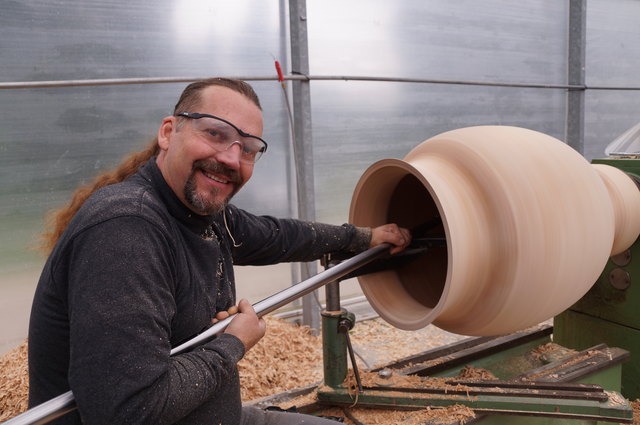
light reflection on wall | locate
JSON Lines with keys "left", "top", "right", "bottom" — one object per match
{"left": 171, "top": 1, "right": 280, "bottom": 62}
{"left": 307, "top": 0, "right": 404, "bottom": 115}
{"left": 308, "top": 0, "right": 400, "bottom": 76}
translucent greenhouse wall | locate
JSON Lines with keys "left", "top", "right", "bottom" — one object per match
{"left": 1, "top": 0, "right": 639, "bottom": 353}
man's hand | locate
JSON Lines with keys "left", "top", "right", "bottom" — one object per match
{"left": 370, "top": 223, "right": 412, "bottom": 255}
{"left": 223, "top": 299, "right": 266, "bottom": 352}
{"left": 211, "top": 305, "right": 239, "bottom": 324}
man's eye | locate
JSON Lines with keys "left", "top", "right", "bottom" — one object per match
{"left": 206, "top": 129, "right": 221, "bottom": 138}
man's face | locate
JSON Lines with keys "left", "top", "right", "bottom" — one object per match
{"left": 156, "top": 86, "right": 264, "bottom": 215}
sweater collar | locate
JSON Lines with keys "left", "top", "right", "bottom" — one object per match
{"left": 140, "top": 158, "right": 219, "bottom": 236}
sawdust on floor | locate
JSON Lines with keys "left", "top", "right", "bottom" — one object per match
{"left": 238, "top": 316, "right": 323, "bottom": 400}
{"left": 0, "top": 339, "right": 28, "bottom": 422}
{"left": 632, "top": 399, "right": 640, "bottom": 425}
{"left": 0, "top": 316, "right": 464, "bottom": 419}
{"left": 320, "top": 405, "right": 476, "bottom": 425}
{"left": 348, "top": 317, "right": 465, "bottom": 368}
{"left": 278, "top": 368, "right": 481, "bottom": 425}
{"left": 3, "top": 316, "right": 640, "bottom": 424}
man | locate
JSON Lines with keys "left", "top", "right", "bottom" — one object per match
{"left": 28, "top": 78, "right": 411, "bottom": 424}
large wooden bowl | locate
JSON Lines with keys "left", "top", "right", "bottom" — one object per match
{"left": 350, "top": 126, "right": 640, "bottom": 336}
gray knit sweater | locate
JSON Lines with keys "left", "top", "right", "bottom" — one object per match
{"left": 28, "top": 158, "right": 370, "bottom": 425}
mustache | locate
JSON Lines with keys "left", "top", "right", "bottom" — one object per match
{"left": 192, "top": 159, "right": 241, "bottom": 185}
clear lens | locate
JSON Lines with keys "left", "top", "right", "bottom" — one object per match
{"left": 190, "top": 116, "right": 266, "bottom": 163}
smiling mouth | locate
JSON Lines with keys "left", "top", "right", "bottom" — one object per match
{"left": 192, "top": 158, "right": 240, "bottom": 187}
{"left": 202, "top": 169, "right": 230, "bottom": 184}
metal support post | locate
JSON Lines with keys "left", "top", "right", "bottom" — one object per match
{"left": 566, "top": 0, "right": 587, "bottom": 155}
{"left": 289, "top": 0, "right": 319, "bottom": 331}
{"left": 325, "top": 281, "right": 341, "bottom": 312}
{"left": 322, "top": 254, "right": 342, "bottom": 312}
{"left": 321, "top": 310, "right": 356, "bottom": 388}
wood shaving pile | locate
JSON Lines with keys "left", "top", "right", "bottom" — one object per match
{"left": 343, "top": 370, "right": 473, "bottom": 392}
{"left": 0, "top": 339, "right": 29, "bottom": 421}
{"left": 275, "top": 390, "right": 319, "bottom": 410}
{"left": 304, "top": 405, "right": 475, "bottom": 425}
{"left": 277, "top": 391, "right": 476, "bottom": 425}
{"left": 529, "top": 342, "right": 577, "bottom": 363}
{"left": 632, "top": 399, "right": 640, "bottom": 425}
{"left": 531, "top": 342, "right": 562, "bottom": 356}
{"left": 523, "top": 351, "right": 592, "bottom": 381}
{"left": 455, "top": 365, "right": 497, "bottom": 381}
{"left": 341, "top": 405, "right": 476, "bottom": 425}
{"left": 238, "top": 316, "right": 323, "bottom": 401}
{"left": 348, "top": 318, "right": 463, "bottom": 368}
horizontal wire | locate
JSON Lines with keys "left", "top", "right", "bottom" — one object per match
{"left": 1, "top": 74, "right": 639, "bottom": 91}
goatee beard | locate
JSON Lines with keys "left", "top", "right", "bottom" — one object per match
{"left": 184, "top": 160, "right": 241, "bottom": 215}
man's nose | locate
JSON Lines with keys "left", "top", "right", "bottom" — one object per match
{"left": 213, "top": 141, "right": 242, "bottom": 168}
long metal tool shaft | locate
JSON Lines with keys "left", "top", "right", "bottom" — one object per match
{"left": 2, "top": 243, "right": 391, "bottom": 425}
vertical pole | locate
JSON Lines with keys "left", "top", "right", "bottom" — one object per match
{"left": 321, "top": 310, "right": 350, "bottom": 388}
{"left": 325, "top": 281, "right": 341, "bottom": 311}
{"left": 289, "top": 0, "right": 320, "bottom": 331}
{"left": 566, "top": 0, "right": 587, "bottom": 155}
{"left": 279, "top": 0, "right": 302, "bottom": 309}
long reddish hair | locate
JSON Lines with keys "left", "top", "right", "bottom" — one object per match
{"left": 40, "top": 78, "right": 261, "bottom": 253}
